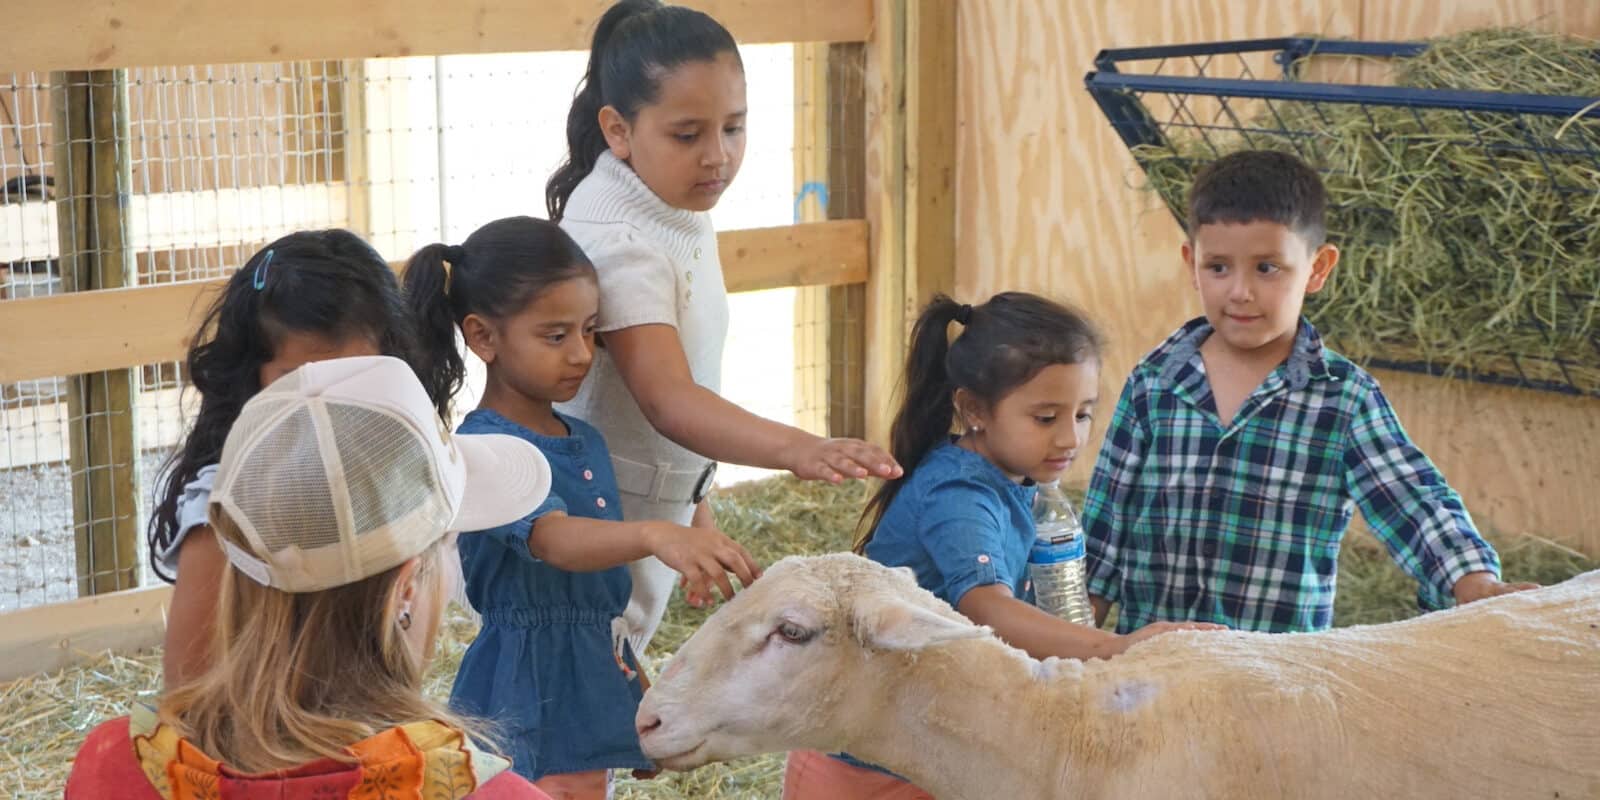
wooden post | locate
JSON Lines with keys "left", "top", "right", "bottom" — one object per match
{"left": 864, "top": 0, "right": 907, "bottom": 446}
{"left": 339, "top": 59, "right": 371, "bottom": 238}
{"left": 51, "top": 69, "right": 141, "bottom": 596}
{"left": 905, "top": 0, "right": 957, "bottom": 304}
{"left": 863, "top": 0, "right": 956, "bottom": 444}
{"left": 794, "top": 42, "right": 869, "bottom": 440}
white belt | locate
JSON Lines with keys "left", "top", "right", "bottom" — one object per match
{"left": 610, "top": 454, "right": 717, "bottom": 505}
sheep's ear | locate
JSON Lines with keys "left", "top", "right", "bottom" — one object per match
{"left": 854, "top": 592, "right": 989, "bottom": 652}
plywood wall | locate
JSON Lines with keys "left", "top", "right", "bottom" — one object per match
{"left": 954, "top": 0, "right": 1600, "bottom": 555}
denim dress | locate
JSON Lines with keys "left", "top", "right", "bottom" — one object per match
{"left": 836, "top": 439, "right": 1038, "bottom": 777}
{"left": 448, "top": 409, "right": 651, "bottom": 780}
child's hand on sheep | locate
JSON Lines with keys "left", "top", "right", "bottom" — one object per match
{"left": 682, "top": 575, "right": 721, "bottom": 610}
{"left": 1452, "top": 571, "right": 1539, "bottom": 605}
{"left": 1118, "top": 620, "right": 1227, "bottom": 653}
{"left": 642, "top": 522, "right": 762, "bottom": 608}
{"left": 681, "top": 570, "right": 765, "bottom": 609}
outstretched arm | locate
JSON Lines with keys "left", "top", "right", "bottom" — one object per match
{"left": 1342, "top": 381, "right": 1536, "bottom": 607}
{"left": 959, "top": 585, "right": 1216, "bottom": 661}
{"left": 603, "top": 324, "right": 900, "bottom": 482}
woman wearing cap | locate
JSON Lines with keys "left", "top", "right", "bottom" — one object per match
{"left": 66, "top": 356, "right": 556, "bottom": 800}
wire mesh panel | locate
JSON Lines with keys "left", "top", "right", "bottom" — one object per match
{"left": 129, "top": 63, "right": 356, "bottom": 489}
{"left": 0, "top": 69, "right": 63, "bottom": 610}
{"left": 2, "top": 41, "right": 860, "bottom": 609}
{"left": 2, "top": 64, "right": 357, "bottom": 609}
{"left": 1086, "top": 35, "right": 1600, "bottom": 396}
{"left": 793, "top": 42, "right": 867, "bottom": 445}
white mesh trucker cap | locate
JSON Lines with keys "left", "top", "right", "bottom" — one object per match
{"left": 210, "top": 355, "right": 551, "bottom": 592}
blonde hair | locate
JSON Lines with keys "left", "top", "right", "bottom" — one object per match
{"left": 160, "top": 512, "right": 482, "bottom": 772}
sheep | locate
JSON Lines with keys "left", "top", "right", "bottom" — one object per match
{"left": 635, "top": 552, "right": 1600, "bottom": 800}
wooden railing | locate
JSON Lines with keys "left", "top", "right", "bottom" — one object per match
{"left": 0, "top": 0, "right": 960, "bottom": 680}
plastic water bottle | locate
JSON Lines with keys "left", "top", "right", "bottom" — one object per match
{"left": 1028, "top": 481, "right": 1095, "bottom": 627}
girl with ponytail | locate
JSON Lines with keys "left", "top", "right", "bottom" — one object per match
{"left": 403, "top": 216, "right": 760, "bottom": 797}
{"left": 783, "top": 293, "right": 1219, "bottom": 799}
{"left": 547, "top": 0, "right": 899, "bottom": 662}
{"left": 150, "top": 229, "right": 431, "bottom": 689}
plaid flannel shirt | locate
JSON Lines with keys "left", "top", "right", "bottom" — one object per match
{"left": 1083, "top": 317, "right": 1499, "bottom": 633}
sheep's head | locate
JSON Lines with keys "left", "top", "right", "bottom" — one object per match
{"left": 636, "top": 552, "right": 990, "bottom": 770}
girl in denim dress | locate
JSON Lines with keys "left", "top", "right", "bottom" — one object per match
{"left": 404, "top": 216, "right": 760, "bottom": 799}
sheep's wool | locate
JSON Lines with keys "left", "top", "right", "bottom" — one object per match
{"left": 866, "top": 571, "right": 1600, "bottom": 799}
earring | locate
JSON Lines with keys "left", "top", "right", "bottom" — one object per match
{"left": 968, "top": 424, "right": 983, "bottom": 434}
{"left": 397, "top": 608, "right": 413, "bottom": 631}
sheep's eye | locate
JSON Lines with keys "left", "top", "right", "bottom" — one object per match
{"left": 776, "top": 621, "right": 815, "bottom": 644}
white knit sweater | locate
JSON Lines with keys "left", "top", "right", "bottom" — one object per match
{"left": 555, "top": 151, "right": 729, "bottom": 490}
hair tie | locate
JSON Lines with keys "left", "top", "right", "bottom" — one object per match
{"left": 440, "top": 245, "right": 466, "bottom": 294}
{"left": 252, "top": 249, "right": 275, "bottom": 291}
{"left": 954, "top": 303, "right": 973, "bottom": 325}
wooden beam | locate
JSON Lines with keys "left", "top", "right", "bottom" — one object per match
{"left": 2, "top": 0, "right": 873, "bottom": 74}
{"left": 0, "top": 221, "right": 868, "bottom": 384}
{"left": 52, "top": 69, "right": 143, "bottom": 597}
{"left": 0, "top": 280, "right": 223, "bottom": 385}
{"left": 905, "top": 0, "right": 957, "bottom": 304}
{"left": 0, "top": 585, "right": 171, "bottom": 682}
{"left": 862, "top": 0, "right": 955, "bottom": 445}
{"left": 719, "top": 221, "right": 869, "bottom": 294}
{"left": 863, "top": 0, "right": 908, "bottom": 445}
{"left": 341, "top": 59, "right": 372, "bottom": 240}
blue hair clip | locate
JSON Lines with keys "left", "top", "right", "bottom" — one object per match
{"left": 253, "top": 249, "right": 275, "bottom": 290}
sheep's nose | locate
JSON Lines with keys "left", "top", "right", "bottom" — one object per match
{"left": 636, "top": 709, "right": 662, "bottom": 737}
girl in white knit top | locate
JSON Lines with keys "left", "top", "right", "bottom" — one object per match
{"left": 547, "top": 0, "right": 902, "bottom": 660}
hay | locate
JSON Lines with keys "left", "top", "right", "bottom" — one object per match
{"left": 4, "top": 474, "right": 1594, "bottom": 799}
{"left": 1132, "top": 28, "right": 1600, "bottom": 392}
{"left": 0, "top": 648, "right": 162, "bottom": 798}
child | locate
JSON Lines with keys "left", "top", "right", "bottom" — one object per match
{"left": 147, "top": 229, "right": 432, "bottom": 688}
{"left": 783, "top": 293, "right": 1218, "bottom": 800}
{"left": 404, "top": 216, "right": 762, "bottom": 798}
{"left": 546, "top": 0, "right": 901, "bottom": 656}
{"left": 1083, "top": 149, "right": 1538, "bottom": 635}
{"left": 71, "top": 355, "right": 554, "bottom": 799}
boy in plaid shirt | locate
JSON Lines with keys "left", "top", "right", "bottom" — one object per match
{"left": 1083, "top": 150, "right": 1536, "bottom": 633}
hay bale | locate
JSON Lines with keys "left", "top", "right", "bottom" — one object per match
{"left": 1133, "top": 28, "right": 1600, "bottom": 392}
{"left": 3, "top": 475, "right": 1593, "bottom": 799}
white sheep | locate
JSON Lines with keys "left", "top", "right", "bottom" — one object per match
{"left": 636, "top": 553, "right": 1600, "bottom": 799}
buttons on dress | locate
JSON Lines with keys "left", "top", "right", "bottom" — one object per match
{"left": 583, "top": 469, "right": 594, "bottom": 481}
{"left": 596, "top": 497, "right": 608, "bottom": 509}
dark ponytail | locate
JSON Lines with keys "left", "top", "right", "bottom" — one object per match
{"left": 402, "top": 243, "right": 462, "bottom": 420}
{"left": 545, "top": 0, "right": 741, "bottom": 220}
{"left": 403, "top": 217, "right": 596, "bottom": 421}
{"left": 855, "top": 292, "right": 1105, "bottom": 553}
{"left": 149, "top": 230, "right": 424, "bottom": 582}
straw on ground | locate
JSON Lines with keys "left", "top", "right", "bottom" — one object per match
{"left": 4, "top": 476, "right": 1594, "bottom": 799}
